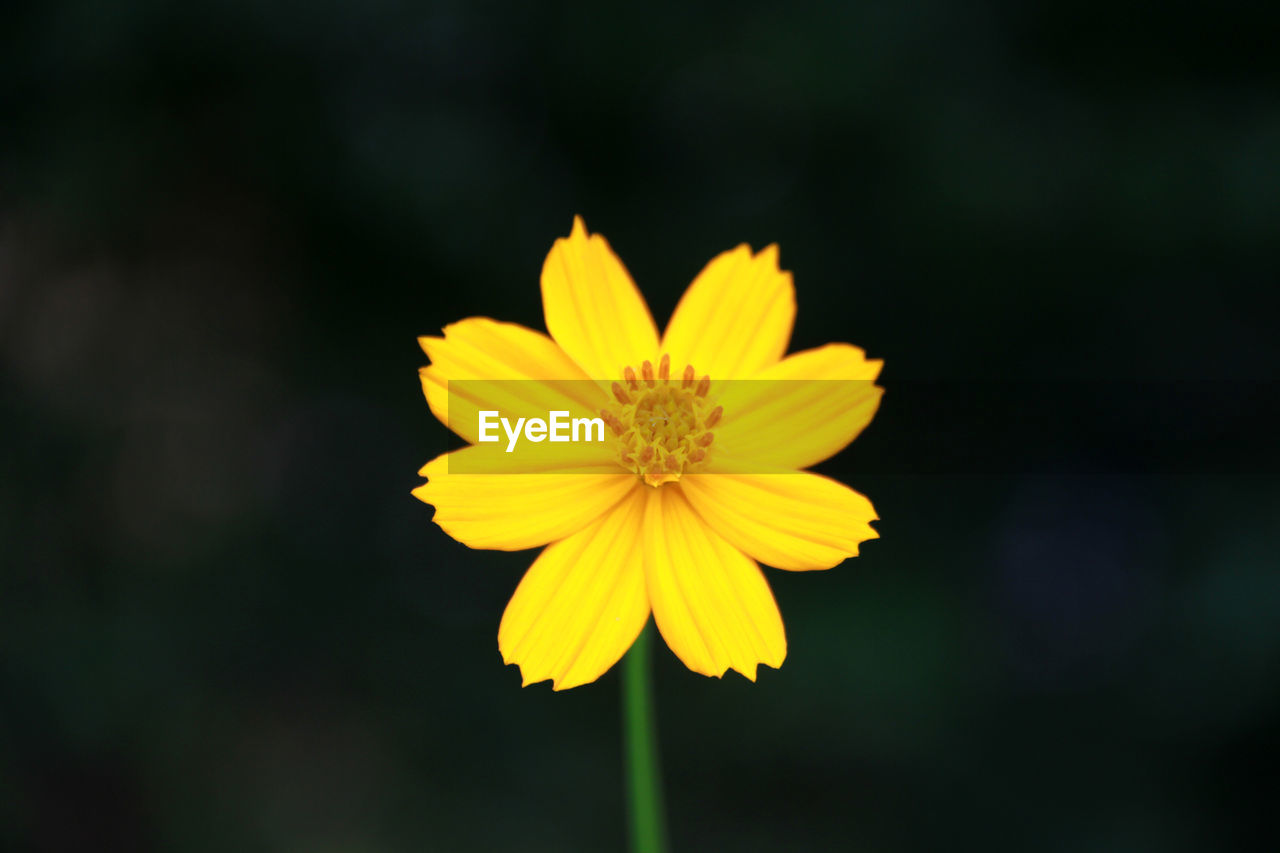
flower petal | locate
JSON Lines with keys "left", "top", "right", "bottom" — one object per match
{"left": 660, "top": 244, "right": 795, "bottom": 379}
{"left": 712, "top": 343, "right": 883, "bottom": 469}
{"left": 642, "top": 486, "right": 786, "bottom": 680}
{"left": 680, "top": 472, "right": 878, "bottom": 571}
{"left": 419, "top": 317, "right": 604, "bottom": 443}
{"left": 499, "top": 486, "right": 649, "bottom": 690}
{"left": 413, "top": 448, "right": 636, "bottom": 550}
{"left": 541, "top": 216, "right": 659, "bottom": 378}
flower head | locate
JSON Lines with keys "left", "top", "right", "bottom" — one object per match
{"left": 414, "top": 217, "right": 883, "bottom": 690}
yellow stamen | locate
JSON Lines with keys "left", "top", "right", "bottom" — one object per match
{"left": 603, "top": 357, "right": 723, "bottom": 486}
{"left": 600, "top": 409, "right": 625, "bottom": 436}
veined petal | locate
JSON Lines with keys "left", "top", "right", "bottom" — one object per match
{"left": 643, "top": 487, "right": 786, "bottom": 680}
{"left": 680, "top": 472, "right": 878, "bottom": 571}
{"left": 541, "top": 217, "right": 659, "bottom": 378}
{"left": 712, "top": 343, "right": 884, "bottom": 469}
{"left": 499, "top": 486, "right": 649, "bottom": 690}
{"left": 413, "top": 448, "right": 636, "bottom": 550}
{"left": 661, "top": 244, "right": 795, "bottom": 380}
{"left": 419, "top": 317, "right": 605, "bottom": 442}
{"left": 418, "top": 440, "right": 620, "bottom": 476}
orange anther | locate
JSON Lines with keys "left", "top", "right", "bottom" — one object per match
{"left": 604, "top": 359, "right": 719, "bottom": 481}
{"left": 600, "top": 409, "right": 625, "bottom": 435}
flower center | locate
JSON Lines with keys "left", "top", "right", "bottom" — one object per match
{"left": 600, "top": 354, "right": 721, "bottom": 487}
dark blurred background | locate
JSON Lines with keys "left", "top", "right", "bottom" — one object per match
{"left": 2, "top": 1, "right": 1278, "bottom": 851}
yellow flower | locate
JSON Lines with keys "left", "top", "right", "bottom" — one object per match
{"left": 414, "top": 217, "right": 883, "bottom": 690}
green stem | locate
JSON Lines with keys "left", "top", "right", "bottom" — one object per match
{"left": 622, "top": 623, "right": 668, "bottom": 853}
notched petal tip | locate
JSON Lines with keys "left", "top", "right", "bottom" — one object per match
{"left": 845, "top": 520, "right": 881, "bottom": 558}
{"left": 503, "top": 658, "right": 593, "bottom": 692}
{"left": 508, "top": 658, "right": 593, "bottom": 692}
{"left": 660, "top": 240, "right": 796, "bottom": 380}
{"left": 713, "top": 656, "right": 787, "bottom": 683}
{"left": 542, "top": 213, "right": 660, "bottom": 379}
{"left": 440, "top": 315, "right": 504, "bottom": 334}
{"left": 496, "top": 490, "right": 649, "bottom": 692}
{"left": 417, "top": 335, "right": 440, "bottom": 357}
